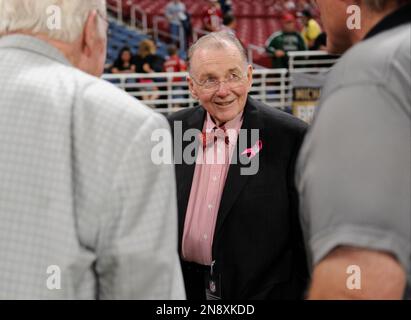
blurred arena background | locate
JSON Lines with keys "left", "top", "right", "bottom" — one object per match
{"left": 103, "top": 0, "right": 339, "bottom": 122}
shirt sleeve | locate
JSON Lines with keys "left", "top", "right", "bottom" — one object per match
{"left": 296, "top": 84, "right": 411, "bottom": 274}
{"left": 307, "top": 20, "right": 321, "bottom": 41}
{"left": 95, "top": 113, "right": 185, "bottom": 299}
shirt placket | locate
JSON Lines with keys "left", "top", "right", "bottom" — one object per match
{"left": 202, "top": 137, "right": 225, "bottom": 264}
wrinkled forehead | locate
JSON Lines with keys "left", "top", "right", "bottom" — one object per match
{"left": 190, "top": 46, "right": 247, "bottom": 78}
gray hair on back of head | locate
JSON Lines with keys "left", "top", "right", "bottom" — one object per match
{"left": 0, "top": 0, "right": 106, "bottom": 42}
{"left": 187, "top": 31, "right": 248, "bottom": 72}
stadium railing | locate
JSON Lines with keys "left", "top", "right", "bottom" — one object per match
{"left": 247, "top": 44, "right": 339, "bottom": 70}
{"left": 247, "top": 44, "right": 266, "bottom": 66}
{"left": 107, "top": 0, "right": 123, "bottom": 23}
{"left": 102, "top": 50, "right": 339, "bottom": 118}
{"left": 287, "top": 51, "right": 339, "bottom": 73}
{"left": 153, "top": 14, "right": 186, "bottom": 51}
{"left": 102, "top": 68, "right": 291, "bottom": 114}
{"left": 130, "top": 4, "right": 148, "bottom": 34}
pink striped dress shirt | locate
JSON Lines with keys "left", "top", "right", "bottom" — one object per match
{"left": 182, "top": 111, "right": 243, "bottom": 266}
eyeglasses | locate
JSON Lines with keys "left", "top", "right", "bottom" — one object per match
{"left": 191, "top": 72, "right": 247, "bottom": 92}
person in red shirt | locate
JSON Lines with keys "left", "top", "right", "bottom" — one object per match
{"left": 164, "top": 44, "right": 187, "bottom": 81}
{"left": 163, "top": 44, "right": 187, "bottom": 107}
{"left": 202, "top": 0, "right": 223, "bottom": 32}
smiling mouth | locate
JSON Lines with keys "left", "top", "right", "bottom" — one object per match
{"left": 214, "top": 100, "right": 235, "bottom": 107}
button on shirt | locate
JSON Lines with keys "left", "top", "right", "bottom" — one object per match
{"left": 182, "top": 111, "right": 243, "bottom": 265}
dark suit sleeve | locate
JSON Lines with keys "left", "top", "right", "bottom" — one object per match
{"left": 167, "top": 115, "right": 174, "bottom": 131}
{"left": 287, "top": 124, "right": 309, "bottom": 298}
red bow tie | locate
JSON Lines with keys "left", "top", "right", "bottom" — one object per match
{"left": 199, "top": 127, "right": 230, "bottom": 149}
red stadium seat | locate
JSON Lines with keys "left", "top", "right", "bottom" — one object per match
{"left": 107, "top": 0, "right": 319, "bottom": 68}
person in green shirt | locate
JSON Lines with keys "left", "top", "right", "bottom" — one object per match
{"left": 266, "top": 13, "right": 307, "bottom": 69}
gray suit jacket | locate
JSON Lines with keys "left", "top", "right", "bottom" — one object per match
{"left": 0, "top": 35, "right": 184, "bottom": 299}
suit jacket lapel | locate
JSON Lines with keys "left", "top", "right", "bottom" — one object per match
{"left": 175, "top": 107, "right": 205, "bottom": 250}
{"left": 213, "top": 97, "right": 264, "bottom": 243}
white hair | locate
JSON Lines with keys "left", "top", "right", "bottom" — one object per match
{"left": 188, "top": 31, "right": 248, "bottom": 71}
{"left": 0, "top": 0, "right": 106, "bottom": 42}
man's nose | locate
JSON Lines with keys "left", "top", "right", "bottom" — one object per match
{"left": 215, "top": 80, "right": 230, "bottom": 96}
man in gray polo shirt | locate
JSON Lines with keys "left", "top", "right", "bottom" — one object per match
{"left": 296, "top": 0, "right": 411, "bottom": 299}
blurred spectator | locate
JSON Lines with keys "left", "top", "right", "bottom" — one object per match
{"left": 312, "top": 32, "right": 327, "bottom": 51}
{"left": 221, "top": 14, "right": 236, "bottom": 36}
{"left": 181, "top": 10, "right": 193, "bottom": 52}
{"left": 133, "top": 39, "right": 165, "bottom": 73}
{"left": 272, "top": 0, "right": 284, "bottom": 16}
{"left": 133, "top": 39, "right": 165, "bottom": 101}
{"left": 163, "top": 44, "right": 187, "bottom": 107}
{"left": 219, "top": 0, "right": 233, "bottom": 15}
{"left": 202, "top": 0, "right": 223, "bottom": 32}
{"left": 266, "top": 13, "right": 306, "bottom": 69}
{"left": 296, "top": 0, "right": 316, "bottom": 12}
{"left": 274, "top": 0, "right": 318, "bottom": 18}
{"left": 165, "top": 0, "right": 187, "bottom": 47}
{"left": 110, "top": 46, "right": 136, "bottom": 74}
{"left": 299, "top": 9, "right": 322, "bottom": 49}
{"left": 284, "top": 0, "right": 297, "bottom": 12}
{"left": 163, "top": 44, "right": 187, "bottom": 78}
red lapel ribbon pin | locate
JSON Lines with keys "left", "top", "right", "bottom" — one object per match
{"left": 241, "top": 140, "right": 263, "bottom": 158}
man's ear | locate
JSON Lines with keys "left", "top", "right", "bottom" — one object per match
{"left": 187, "top": 76, "right": 198, "bottom": 99}
{"left": 246, "top": 64, "right": 253, "bottom": 91}
{"left": 81, "top": 10, "right": 99, "bottom": 57}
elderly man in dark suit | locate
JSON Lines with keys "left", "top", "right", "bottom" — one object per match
{"left": 168, "top": 31, "right": 308, "bottom": 300}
